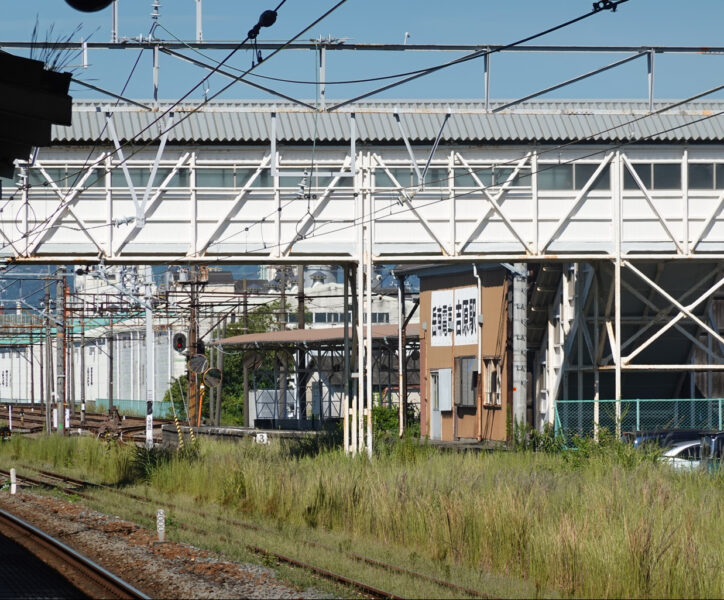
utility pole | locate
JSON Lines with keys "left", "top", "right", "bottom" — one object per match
{"left": 215, "top": 317, "right": 225, "bottom": 426}
{"left": 107, "top": 308, "right": 114, "bottom": 415}
{"left": 297, "top": 265, "right": 306, "bottom": 421}
{"left": 44, "top": 285, "right": 51, "bottom": 433}
{"left": 55, "top": 272, "right": 65, "bottom": 434}
{"left": 80, "top": 303, "right": 85, "bottom": 425}
{"left": 65, "top": 281, "right": 73, "bottom": 418}
{"left": 297, "top": 266, "right": 305, "bottom": 327}
{"left": 396, "top": 273, "right": 407, "bottom": 437}
{"left": 242, "top": 281, "right": 249, "bottom": 428}
{"left": 279, "top": 268, "right": 287, "bottom": 419}
{"left": 208, "top": 303, "right": 216, "bottom": 426}
{"left": 188, "top": 266, "right": 199, "bottom": 427}
{"left": 343, "top": 265, "right": 350, "bottom": 453}
{"left": 279, "top": 267, "right": 287, "bottom": 331}
{"left": 29, "top": 327, "right": 34, "bottom": 406}
{"left": 144, "top": 265, "right": 155, "bottom": 449}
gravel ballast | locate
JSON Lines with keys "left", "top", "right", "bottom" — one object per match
{"left": 0, "top": 491, "right": 330, "bottom": 599}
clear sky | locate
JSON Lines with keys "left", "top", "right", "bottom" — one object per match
{"left": 1, "top": 0, "right": 723, "bottom": 103}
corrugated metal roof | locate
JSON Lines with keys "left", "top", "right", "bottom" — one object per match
{"left": 215, "top": 323, "right": 420, "bottom": 347}
{"left": 52, "top": 99, "right": 724, "bottom": 144}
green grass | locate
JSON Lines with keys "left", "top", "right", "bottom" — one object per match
{"left": 1, "top": 434, "right": 722, "bottom": 598}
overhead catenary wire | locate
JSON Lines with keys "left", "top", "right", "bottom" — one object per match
{"left": 1, "top": 0, "right": 344, "bottom": 207}
{"left": 0, "top": 0, "right": 297, "bottom": 215}
{"left": 4, "top": 0, "right": 615, "bottom": 209}
{"left": 0, "top": 0, "right": 351, "bottom": 271}
{"left": 327, "top": 0, "right": 631, "bottom": 111}
{"left": 156, "top": 2, "right": 629, "bottom": 89}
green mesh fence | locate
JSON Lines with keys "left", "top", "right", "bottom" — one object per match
{"left": 555, "top": 398, "right": 724, "bottom": 438}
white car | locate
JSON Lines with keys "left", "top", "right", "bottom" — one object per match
{"left": 661, "top": 440, "right": 702, "bottom": 471}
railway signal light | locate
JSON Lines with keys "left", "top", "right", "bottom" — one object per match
{"left": 173, "top": 332, "right": 187, "bottom": 353}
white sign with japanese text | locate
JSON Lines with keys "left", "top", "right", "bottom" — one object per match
{"left": 454, "top": 286, "right": 479, "bottom": 346}
{"left": 430, "top": 290, "right": 454, "bottom": 346}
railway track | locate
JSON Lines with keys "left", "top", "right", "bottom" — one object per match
{"left": 0, "top": 507, "right": 149, "bottom": 599}
{"left": 0, "top": 404, "right": 169, "bottom": 442}
{"left": 3, "top": 465, "right": 487, "bottom": 599}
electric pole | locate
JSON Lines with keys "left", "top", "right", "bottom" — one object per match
{"left": 242, "top": 281, "right": 249, "bottom": 428}
{"left": 297, "top": 265, "right": 306, "bottom": 420}
{"left": 55, "top": 271, "right": 65, "bottom": 434}
{"left": 188, "top": 266, "right": 199, "bottom": 427}
{"left": 80, "top": 303, "right": 85, "bottom": 425}
{"left": 44, "top": 285, "right": 51, "bottom": 433}
{"left": 107, "top": 307, "right": 114, "bottom": 415}
{"left": 144, "top": 265, "right": 155, "bottom": 449}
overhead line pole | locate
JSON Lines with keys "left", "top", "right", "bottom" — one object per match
{"left": 55, "top": 271, "right": 65, "bottom": 435}
{"left": 145, "top": 265, "right": 155, "bottom": 449}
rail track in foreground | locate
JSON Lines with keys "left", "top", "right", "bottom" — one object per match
{"left": 3, "top": 465, "right": 489, "bottom": 599}
{"left": 0, "top": 507, "right": 149, "bottom": 599}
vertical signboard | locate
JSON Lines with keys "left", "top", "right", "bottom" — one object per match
{"left": 430, "top": 290, "right": 454, "bottom": 346}
{"left": 454, "top": 286, "right": 478, "bottom": 346}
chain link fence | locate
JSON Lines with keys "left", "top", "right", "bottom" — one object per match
{"left": 556, "top": 398, "right": 724, "bottom": 438}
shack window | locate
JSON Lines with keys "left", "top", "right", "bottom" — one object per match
{"left": 623, "top": 163, "right": 652, "bottom": 190}
{"left": 484, "top": 359, "right": 502, "bottom": 406}
{"left": 688, "top": 163, "right": 714, "bottom": 190}
{"left": 653, "top": 163, "right": 681, "bottom": 189}
{"left": 574, "top": 163, "right": 610, "bottom": 190}
{"left": 454, "top": 356, "right": 477, "bottom": 407}
{"left": 196, "top": 168, "right": 235, "bottom": 188}
{"left": 624, "top": 163, "right": 681, "bottom": 190}
{"left": 538, "top": 164, "right": 573, "bottom": 190}
{"left": 375, "top": 167, "right": 413, "bottom": 188}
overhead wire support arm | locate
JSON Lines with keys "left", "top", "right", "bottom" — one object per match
{"left": 70, "top": 78, "right": 152, "bottom": 110}
{"left": 160, "top": 47, "right": 316, "bottom": 110}
{"left": 326, "top": 0, "right": 631, "bottom": 111}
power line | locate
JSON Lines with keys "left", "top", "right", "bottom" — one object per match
{"left": 0, "top": 0, "right": 350, "bottom": 257}
{"left": 328, "top": 0, "right": 630, "bottom": 111}
{"left": 0, "top": 1, "right": 298, "bottom": 210}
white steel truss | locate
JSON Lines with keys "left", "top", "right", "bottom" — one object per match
{"left": 5, "top": 110, "right": 724, "bottom": 265}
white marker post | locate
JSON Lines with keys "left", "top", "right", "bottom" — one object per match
{"left": 10, "top": 468, "right": 16, "bottom": 495}
{"left": 156, "top": 509, "right": 165, "bottom": 543}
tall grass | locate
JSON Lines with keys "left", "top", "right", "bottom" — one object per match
{"left": 1, "top": 435, "right": 721, "bottom": 598}
{"left": 2, "top": 435, "right": 135, "bottom": 484}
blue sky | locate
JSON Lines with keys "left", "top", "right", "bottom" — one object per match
{"left": 1, "top": 0, "right": 723, "bottom": 103}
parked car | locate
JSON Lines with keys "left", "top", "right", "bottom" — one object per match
{"left": 624, "top": 429, "right": 703, "bottom": 449}
{"left": 660, "top": 440, "right": 702, "bottom": 471}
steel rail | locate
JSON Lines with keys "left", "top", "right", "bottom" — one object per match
{"left": 5, "top": 468, "right": 401, "bottom": 599}
{"left": 0, "top": 508, "right": 150, "bottom": 599}
{"left": 11, "top": 465, "right": 488, "bottom": 598}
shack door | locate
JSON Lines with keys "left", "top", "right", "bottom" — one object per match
{"left": 430, "top": 369, "right": 451, "bottom": 441}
